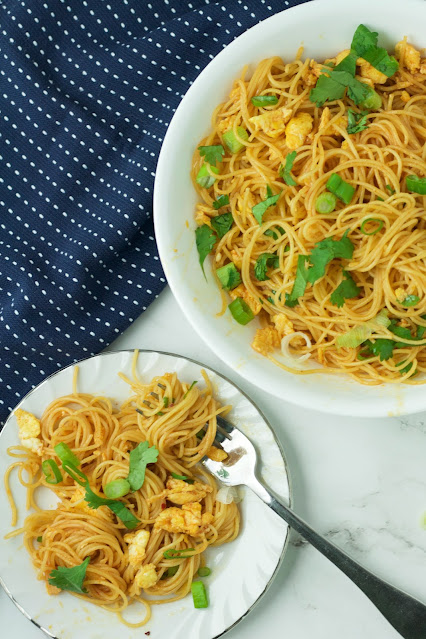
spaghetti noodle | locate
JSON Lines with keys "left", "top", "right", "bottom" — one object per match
{"left": 192, "top": 30, "right": 426, "bottom": 385}
{"left": 5, "top": 355, "right": 240, "bottom": 626}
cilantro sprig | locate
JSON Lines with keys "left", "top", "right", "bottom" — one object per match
{"left": 127, "top": 441, "right": 159, "bottom": 491}
{"left": 195, "top": 225, "right": 217, "bottom": 277}
{"left": 254, "top": 253, "right": 279, "bottom": 281}
{"left": 48, "top": 558, "right": 90, "bottom": 594}
{"left": 279, "top": 152, "right": 297, "bottom": 186}
{"left": 347, "top": 110, "right": 369, "bottom": 134}
{"left": 252, "top": 188, "right": 281, "bottom": 225}
{"left": 330, "top": 271, "right": 361, "bottom": 308}
{"left": 198, "top": 145, "right": 225, "bottom": 167}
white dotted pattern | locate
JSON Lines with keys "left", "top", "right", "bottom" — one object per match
{"left": 0, "top": 0, "right": 307, "bottom": 423}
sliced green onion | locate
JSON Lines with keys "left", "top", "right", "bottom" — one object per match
{"left": 337, "top": 309, "right": 390, "bottom": 348}
{"left": 165, "top": 566, "right": 179, "bottom": 578}
{"left": 360, "top": 87, "right": 382, "bottom": 110}
{"left": 42, "top": 459, "right": 63, "bottom": 485}
{"left": 326, "top": 173, "right": 355, "bottom": 205}
{"left": 400, "top": 295, "right": 420, "bottom": 308}
{"left": 228, "top": 298, "right": 254, "bottom": 325}
{"left": 171, "top": 472, "right": 194, "bottom": 484}
{"left": 315, "top": 191, "right": 337, "bottom": 214}
{"left": 216, "top": 262, "right": 242, "bottom": 290}
{"left": 37, "top": 536, "right": 43, "bottom": 543}
{"left": 251, "top": 95, "right": 279, "bottom": 107}
{"left": 163, "top": 397, "right": 169, "bottom": 408}
{"left": 196, "top": 163, "right": 219, "bottom": 188}
{"left": 163, "top": 548, "right": 195, "bottom": 559}
{"left": 360, "top": 218, "right": 384, "bottom": 235}
{"left": 406, "top": 175, "right": 426, "bottom": 195}
{"left": 104, "top": 479, "right": 131, "bottom": 499}
{"left": 385, "top": 184, "right": 395, "bottom": 195}
{"left": 191, "top": 580, "right": 209, "bottom": 609}
{"left": 54, "top": 442, "right": 80, "bottom": 467}
{"left": 222, "top": 127, "right": 249, "bottom": 153}
{"left": 156, "top": 411, "right": 165, "bottom": 416}
{"left": 62, "top": 462, "right": 88, "bottom": 488}
{"left": 198, "top": 567, "right": 212, "bottom": 577}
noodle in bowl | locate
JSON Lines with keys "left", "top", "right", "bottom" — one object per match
{"left": 154, "top": 0, "right": 426, "bottom": 416}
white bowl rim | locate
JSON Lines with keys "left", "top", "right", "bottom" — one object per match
{"left": 154, "top": 0, "right": 426, "bottom": 418}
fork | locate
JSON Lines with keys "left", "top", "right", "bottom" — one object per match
{"left": 201, "top": 416, "right": 426, "bottom": 639}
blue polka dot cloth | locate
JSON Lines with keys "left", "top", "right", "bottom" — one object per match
{"left": 0, "top": 0, "right": 309, "bottom": 424}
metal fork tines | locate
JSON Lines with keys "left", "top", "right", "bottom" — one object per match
{"left": 200, "top": 416, "right": 426, "bottom": 639}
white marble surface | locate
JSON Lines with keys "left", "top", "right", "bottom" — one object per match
{"left": 2, "top": 287, "right": 426, "bottom": 639}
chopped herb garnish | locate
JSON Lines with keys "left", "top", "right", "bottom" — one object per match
{"left": 196, "top": 163, "right": 219, "bottom": 188}
{"left": 254, "top": 253, "right": 279, "bottom": 281}
{"left": 183, "top": 381, "right": 198, "bottom": 399}
{"left": 279, "top": 151, "right": 297, "bottom": 186}
{"left": 351, "top": 25, "right": 398, "bottom": 77}
{"left": 195, "top": 224, "right": 217, "bottom": 277}
{"left": 347, "top": 109, "right": 369, "bottom": 134}
{"left": 170, "top": 472, "right": 195, "bottom": 484}
{"left": 406, "top": 175, "right": 426, "bottom": 195}
{"left": 213, "top": 194, "right": 230, "bottom": 210}
{"left": 48, "top": 558, "right": 90, "bottom": 595}
{"left": 315, "top": 191, "right": 337, "bottom": 214}
{"left": 163, "top": 548, "right": 195, "bottom": 559}
{"left": 37, "top": 536, "right": 42, "bottom": 543}
{"left": 228, "top": 298, "right": 254, "bottom": 325}
{"left": 216, "top": 262, "right": 241, "bottom": 290}
{"left": 54, "top": 442, "right": 80, "bottom": 467}
{"left": 307, "top": 231, "right": 354, "bottom": 284}
{"left": 163, "top": 397, "right": 169, "bottom": 408}
{"left": 285, "top": 255, "right": 309, "bottom": 308}
{"left": 223, "top": 127, "right": 249, "bottom": 153}
{"left": 198, "top": 566, "right": 212, "bottom": 577}
{"left": 42, "top": 459, "right": 63, "bottom": 485}
{"left": 399, "top": 295, "right": 420, "bottom": 308}
{"left": 252, "top": 190, "right": 281, "bottom": 225}
{"left": 251, "top": 95, "right": 279, "bottom": 107}
{"left": 361, "top": 338, "right": 395, "bottom": 362}
{"left": 127, "top": 441, "right": 159, "bottom": 491}
{"left": 191, "top": 580, "right": 209, "bottom": 609}
{"left": 385, "top": 184, "right": 395, "bottom": 195}
{"left": 360, "top": 218, "right": 384, "bottom": 235}
{"left": 211, "top": 212, "right": 233, "bottom": 238}
{"left": 326, "top": 173, "right": 355, "bottom": 204}
{"left": 264, "top": 226, "right": 285, "bottom": 240}
{"left": 397, "top": 360, "right": 417, "bottom": 377}
{"left": 104, "top": 478, "right": 131, "bottom": 499}
{"left": 330, "top": 270, "right": 360, "bottom": 308}
{"left": 198, "top": 145, "right": 224, "bottom": 167}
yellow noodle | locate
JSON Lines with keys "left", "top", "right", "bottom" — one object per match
{"left": 5, "top": 365, "right": 239, "bottom": 627}
{"left": 192, "top": 42, "right": 426, "bottom": 385}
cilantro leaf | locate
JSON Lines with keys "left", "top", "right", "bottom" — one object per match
{"left": 83, "top": 486, "right": 138, "bottom": 529}
{"left": 362, "top": 338, "right": 395, "bottom": 361}
{"left": 266, "top": 185, "right": 273, "bottom": 198}
{"left": 347, "top": 110, "right": 369, "bottom": 134}
{"left": 198, "top": 145, "right": 225, "bottom": 167}
{"left": 48, "top": 558, "right": 90, "bottom": 594}
{"left": 307, "top": 231, "right": 354, "bottom": 284}
{"left": 310, "top": 74, "right": 346, "bottom": 107}
{"left": 362, "top": 47, "right": 398, "bottom": 77}
{"left": 264, "top": 226, "right": 285, "bottom": 240}
{"left": 254, "top": 253, "right": 279, "bottom": 281}
{"left": 127, "top": 441, "right": 159, "bottom": 491}
{"left": 330, "top": 71, "right": 370, "bottom": 105}
{"left": 351, "top": 24, "right": 379, "bottom": 57}
{"left": 285, "top": 255, "right": 309, "bottom": 307}
{"left": 211, "top": 212, "right": 233, "bottom": 239}
{"left": 334, "top": 51, "right": 358, "bottom": 75}
{"left": 398, "top": 360, "right": 417, "bottom": 377}
{"left": 252, "top": 191, "right": 281, "bottom": 225}
{"left": 213, "top": 194, "right": 230, "bottom": 210}
{"left": 279, "top": 152, "right": 297, "bottom": 186}
{"left": 330, "top": 271, "right": 361, "bottom": 308}
{"left": 195, "top": 225, "right": 217, "bottom": 276}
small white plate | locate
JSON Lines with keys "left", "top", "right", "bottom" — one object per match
{"left": 0, "top": 350, "right": 291, "bottom": 639}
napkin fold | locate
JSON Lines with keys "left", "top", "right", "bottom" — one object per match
{"left": 0, "top": 0, "right": 309, "bottom": 424}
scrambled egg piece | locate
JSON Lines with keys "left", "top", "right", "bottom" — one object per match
{"left": 302, "top": 60, "right": 324, "bottom": 86}
{"left": 318, "top": 107, "right": 330, "bottom": 131}
{"left": 134, "top": 563, "right": 159, "bottom": 590}
{"left": 230, "top": 284, "right": 262, "bottom": 315}
{"left": 46, "top": 582, "right": 61, "bottom": 595}
{"left": 159, "top": 477, "right": 213, "bottom": 505}
{"left": 285, "top": 113, "right": 313, "bottom": 150}
{"left": 249, "top": 107, "right": 292, "bottom": 138}
{"left": 421, "top": 60, "right": 426, "bottom": 75}
{"left": 230, "top": 249, "right": 243, "bottom": 270}
{"left": 124, "top": 529, "right": 150, "bottom": 567}
{"left": 252, "top": 326, "right": 280, "bottom": 356}
{"left": 60, "top": 487, "right": 112, "bottom": 519}
{"left": 395, "top": 41, "right": 421, "bottom": 74}
{"left": 357, "top": 58, "right": 388, "bottom": 84}
{"left": 272, "top": 313, "right": 294, "bottom": 337}
{"left": 195, "top": 209, "right": 211, "bottom": 227}
{"left": 206, "top": 445, "right": 228, "bottom": 462}
{"left": 154, "top": 502, "right": 213, "bottom": 536}
{"left": 217, "top": 114, "right": 239, "bottom": 135}
{"left": 317, "top": 108, "right": 346, "bottom": 137}
{"left": 395, "top": 287, "right": 406, "bottom": 303}
{"left": 401, "top": 90, "right": 411, "bottom": 103}
{"left": 14, "top": 408, "right": 43, "bottom": 456}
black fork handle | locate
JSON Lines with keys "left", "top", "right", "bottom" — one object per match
{"left": 249, "top": 478, "right": 426, "bottom": 639}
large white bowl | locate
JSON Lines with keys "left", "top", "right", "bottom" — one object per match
{"left": 154, "top": 0, "right": 426, "bottom": 418}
